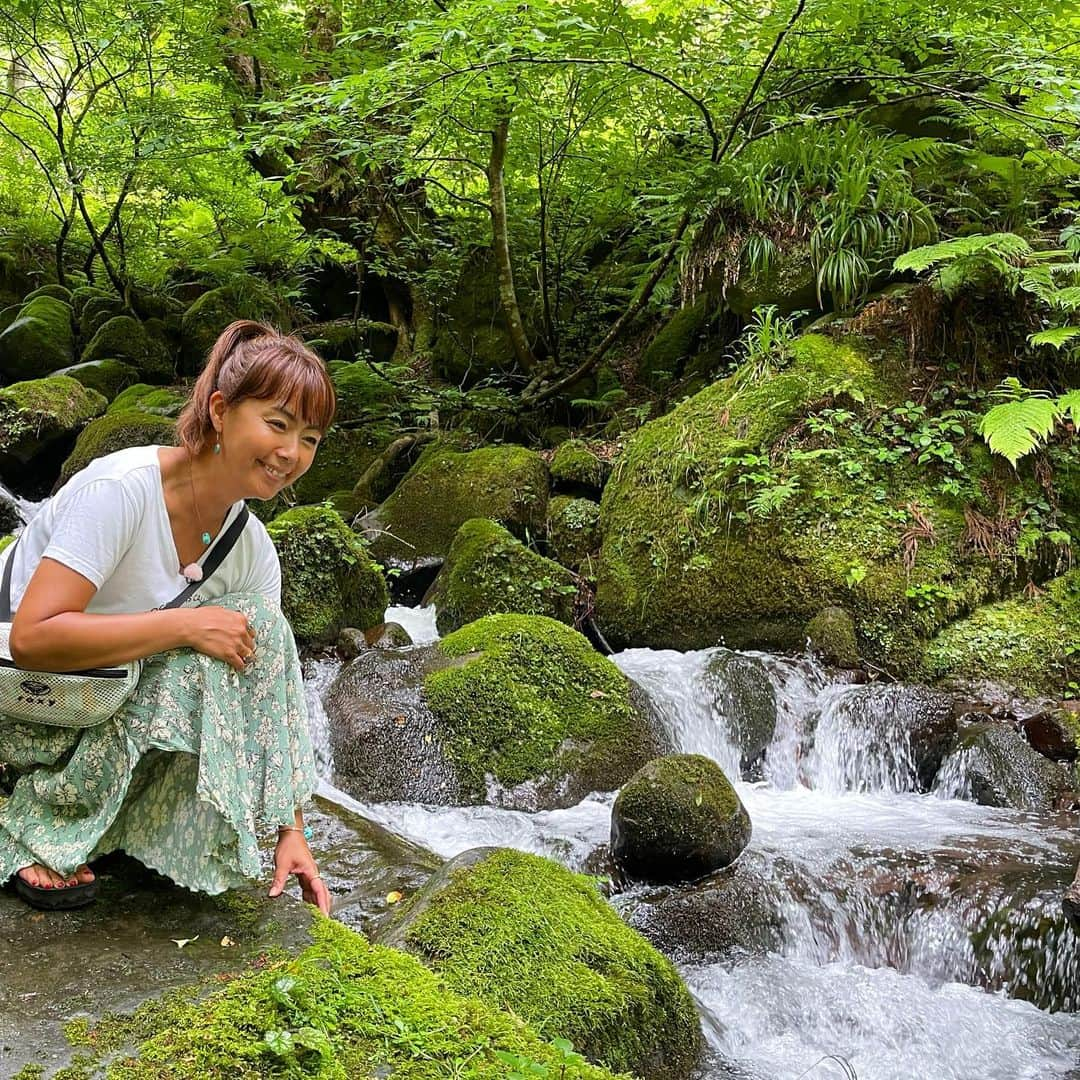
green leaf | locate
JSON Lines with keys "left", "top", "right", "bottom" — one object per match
{"left": 978, "top": 396, "right": 1059, "bottom": 466}
{"left": 1028, "top": 326, "right": 1080, "bottom": 350}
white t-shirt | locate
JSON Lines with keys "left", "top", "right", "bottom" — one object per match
{"left": 0, "top": 445, "right": 280, "bottom": 616}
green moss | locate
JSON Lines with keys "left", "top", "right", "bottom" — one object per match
{"left": 330, "top": 360, "right": 400, "bottom": 422}
{"left": 55, "top": 359, "right": 140, "bottom": 401}
{"left": 550, "top": 440, "right": 609, "bottom": 492}
{"left": 95, "top": 916, "right": 626, "bottom": 1079}
{"left": 0, "top": 375, "right": 106, "bottom": 461}
{"left": 80, "top": 295, "right": 124, "bottom": 340}
{"left": 24, "top": 283, "right": 72, "bottom": 304}
{"left": 267, "top": 504, "right": 388, "bottom": 648}
{"left": 180, "top": 282, "right": 288, "bottom": 374}
{"left": 424, "top": 614, "right": 647, "bottom": 800}
{"left": 0, "top": 534, "right": 14, "bottom": 555}
{"left": 725, "top": 243, "right": 819, "bottom": 316}
{"left": 924, "top": 570, "right": 1080, "bottom": 696}
{"left": 369, "top": 442, "right": 550, "bottom": 566}
{"left": 400, "top": 849, "right": 701, "bottom": 1079}
{"left": 638, "top": 295, "right": 712, "bottom": 387}
{"left": 427, "top": 518, "right": 576, "bottom": 634}
{"left": 806, "top": 606, "right": 860, "bottom": 667}
{"left": 0, "top": 302, "right": 22, "bottom": 334}
{"left": 290, "top": 423, "right": 397, "bottom": 507}
{"left": 58, "top": 409, "right": 176, "bottom": 484}
{"left": 0, "top": 295, "right": 75, "bottom": 381}
{"left": 82, "top": 315, "right": 173, "bottom": 383}
{"left": 108, "top": 383, "right": 188, "bottom": 417}
{"left": 69, "top": 285, "right": 111, "bottom": 319}
{"left": 547, "top": 496, "right": 601, "bottom": 570}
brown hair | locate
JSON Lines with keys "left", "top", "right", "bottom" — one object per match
{"left": 175, "top": 320, "right": 336, "bottom": 454}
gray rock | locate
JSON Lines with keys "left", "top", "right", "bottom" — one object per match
{"left": 703, "top": 649, "right": 777, "bottom": 776}
{"left": 0, "top": 491, "right": 20, "bottom": 534}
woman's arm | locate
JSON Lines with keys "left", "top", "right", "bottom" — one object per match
{"left": 9, "top": 557, "right": 253, "bottom": 672}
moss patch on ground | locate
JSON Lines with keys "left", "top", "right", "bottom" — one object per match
{"left": 924, "top": 570, "right": 1080, "bottom": 696}
{"left": 397, "top": 848, "right": 701, "bottom": 1079}
{"left": 42, "top": 917, "right": 627, "bottom": 1080}
{"left": 426, "top": 518, "right": 577, "bottom": 635}
{"left": 58, "top": 410, "right": 176, "bottom": 484}
{"left": 267, "top": 504, "right": 388, "bottom": 648}
{"left": 424, "top": 614, "right": 651, "bottom": 802}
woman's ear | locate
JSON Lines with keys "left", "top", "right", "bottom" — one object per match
{"left": 208, "top": 390, "right": 227, "bottom": 434}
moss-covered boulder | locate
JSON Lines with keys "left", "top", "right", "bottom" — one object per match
{"left": 596, "top": 331, "right": 1034, "bottom": 672}
{"left": 58, "top": 409, "right": 176, "bottom": 484}
{"left": 725, "top": 243, "right": 819, "bottom": 317}
{"left": 330, "top": 359, "right": 401, "bottom": 421}
{"left": 550, "top": 439, "right": 611, "bottom": 495}
{"left": 806, "top": 605, "right": 861, "bottom": 667}
{"left": 267, "top": 504, "right": 388, "bottom": 648}
{"left": 637, "top": 295, "right": 713, "bottom": 388}
{"left": 424, "top": 518, "right": 576, "bottom": 634}
{"left": 381, "top": 847, "right": 702, "bottom": 1080}
{"left": 23, "top": 282, "right": 72, "bottom": 304}
{"left": 69, "top": 284, "right": 111, "bottom": 318}
{"left": 0, "top": 295, "right": 75, "bottom": 382}
{"left": 108, "top": 381, "right": 188, "bottom": 416}
{"left": 79, "top": 292, "right": 125, "bottom": 339}
{"left": 0, "top": 302, "right": 21, "bottom": 334}
{"left": 702, "top": 650, "right": 778, "bottom": 774}
{"left": 0, "top": 376, "right": 106, "bottom": 489}
{"left": 924, "top": 571, "right": 1080, "bottom": 697}
{"left": 53, "top": 358, "right": 139, "bottom": 401}
{"left": 290, "top": 423, "right": 398, "bottom": 507}
{"left": 82, "top": 314, "right": 174, "bottom": 383}
{"left": 611, "top": 753, "right": 752, "bottom": 883}
{"left": 302, "top": 318, "right": 398, "bottom": 365}
{"left": 547, "top": 495, "right": 602, "bottom": 570}
{"left": 180, "top": 280, "right": 288, "bottom": 373}
{"left": 361, "top": 442, "right": 550, "bottom": 569}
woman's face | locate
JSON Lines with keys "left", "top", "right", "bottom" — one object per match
{"left": 213, "top": 393, "right": 323, "bottom": 499}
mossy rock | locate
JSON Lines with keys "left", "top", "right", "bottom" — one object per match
{"left": 108, "top": 382, "right": 188, "bottom": 417}
{"left": 267, "top": 504, "right": 388, "bottom": 648}
{"left": 331, "top": 359, "right": 401, "bottom": 422}
{"left": 611, "top": 753, "right": 752, "bottom": 883}
{"left": 424, "top": 614, "right": 663, "bottom": 808}
{"left": 0, "top": 295, "right": 75, "bottom": 382}
{"left": 180, "top": 280, "right": 289, "bottom": 373}
{"left": 806, "top": 605, "right": 861, "bottom": 667}
{"left": 82, "top": 314, "right": 174, "bottom": 383}
{"left": 550, "top": 439, "right": 611, "bottom": 494}
{"left": 68, "top": 284, "right": 112, "bottom": 318}
{"left": 0, "top": 376, "right": 106, "bottom": 483}
{"left": 725, "top": 243, "right": 820, "bottom": 317}
{"left": 290, "top": 422, "right": 398, "bottom": 507}
{"left": 58, "top": 409, "right": 177, "bottom": 484}
{"left": 595, "top": 332, "right": 1027, "bottom": 672}
{"left": 23, "top": 283, "right": 72, "bottom": 304}
{"left": 302, "top": 318, "right": 398, "bottom": 365}
{"left": 547, "top": 495, "right": 602, "bottom": 570}
{"left": 362, "top": 442, "right": 550, "bottom": 569}
{"left": 79, "top": 292, "right": 125, "bottom": 339}
{"left": 53, "top": 358, "right": 140, "bottom": 401}
{"left": 40, "top": 914, "right": 625, "bottom": 1080}
{"left": 702, "top": 650, "right": 778, "bottom": 773}
{"left": 424, "top": 518, "right": 577, "bottom": 635}
{"left": 0, "top": 303, "right": 21, "bottom": 334}
{"left": 382, "top": 847, "right": 702, "bottom": 1080}
{"left": 924, "top": 571, "right": 1080, "bottom": 697}
{"left": 638, "top": 295, "right": 713, "bottom": 388}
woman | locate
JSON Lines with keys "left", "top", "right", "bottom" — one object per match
{"left": 0, "top": 319, "right": 333, "bottom": 916}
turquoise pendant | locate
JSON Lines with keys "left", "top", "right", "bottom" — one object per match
{"left": 201, "top": 531, "right": 212, "bottom": 545}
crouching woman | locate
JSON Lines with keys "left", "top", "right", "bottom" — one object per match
{"left": 0, "top": 320, "right": 333, "bottom": 915}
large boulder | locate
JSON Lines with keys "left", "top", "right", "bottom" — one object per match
{"left": 0, "top": 376, "right": 106, "bottom": 492}
{"left": 702, "top": 649, "right": 778, "bottom": 773}
{"left": 23, "top": 283, "right": 72, "bottom": 304}
{"left": 58, "top": 409, "right": 176, "bottom": 485}
{"left": 595, "top": 331, "right": 1037, "bottom": 672}
{"left": 637, "top": 295, "right": 713, "bottom": 388}
{"left": 179, "top": 280, "right": 289, "bottom": 373}
{"left": 108, "top": 382, "right": 187, "bottom": 416}
{"left": 550, "top": 439, "right": 611, "bottom": 495}
{"left": 611, "top": 754, "right": 752, "bottom": 883}
{"left": 325, "top": 614, "right": 665, "bottom": 810}
{"left": 53, "top": 358, "right": 140, "bottom": 401}
{"left": 423, "top": 518, "right": 576, "bottom": 635}
{"left": 289, "top": 422, "right": 398, "bottom": 508}
{"left": 329, "top": 358, "right": 401, "bottom": 421}
{"left": 81, "top": 314, "right": 174, "bottom": 383}
{"left": 925, "top": 570, "right": 1080, "bottom": 698}
{"left": 379, "top": 847, "right": 703, "bottom": 1080}
{"left": 79, "top": 292, "right": 125, "bottom": 339}
{"left": 360, "top": 442, "right": 549, "bottom": 570}
{"left": 267, "top": 504, "right": 388, "bottom": 648}
{"left": 547, "top": 495, "right": 602, "bottom": 570}
{"left": 936, "top": 721, "right": 1072, "bottom": 811}
{"left": 0, "top": 295, "right": 75, "bottom": 382}
{"left": 724, "top": 242, "right": 819, "bottom": 317}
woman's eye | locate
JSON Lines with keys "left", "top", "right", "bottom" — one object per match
{"left": 268, "top": 419, "right": 287, "bottom": 430}
{"left": 304, "top": 437, "right": 320, "bottom": 448}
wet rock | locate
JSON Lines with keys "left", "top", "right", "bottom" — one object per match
{"left": 938, "top": 721, "right": 1072, "bottom": 811}
{"left": 620, "top": 854, "right": 782, "bottom": 960}
{"left": 337, "top": 621, "right": 414, "bottom": 659}
{"left": 702, "top": 649, "right": 777, "bottom": 775}
{"left": 378, "top": 846, "right": 704, "bottom": 1080}
{"left": 611, "top": 754, "right": 752, "bottom": 883}
{"left": 0, "top": 490, "right": 20, "bottom": 533}
{"left": 805, "top": 605, "right": 860, "bottom": 668}
{"left": 1021, "top": 708, "right": 1080, "bottom": 762}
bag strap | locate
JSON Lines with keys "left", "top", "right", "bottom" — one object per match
{"left": 0, "top": 503, "right": 250, "bottom": 620}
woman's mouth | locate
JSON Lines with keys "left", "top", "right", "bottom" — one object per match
{"left": 257, "top": 460, "right": 289, "bottom": 481}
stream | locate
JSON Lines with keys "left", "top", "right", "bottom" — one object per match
{"left": 307, "top": 606, "right": 1080, "bottom": 1080}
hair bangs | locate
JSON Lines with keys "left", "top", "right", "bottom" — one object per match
{"left": 236, "top": 346, "right": 336, "bottom": 433}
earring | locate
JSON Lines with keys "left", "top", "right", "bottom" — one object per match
{"left": 213, "top": 439, "right": 221, "bottom": 455}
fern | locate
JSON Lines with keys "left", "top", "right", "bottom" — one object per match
{"left": 893, "top": 232, "right": 1032, "bottom": 274}
{"left": 979, "top": 396, "right": 1058, "bottom": 465}
{"left": 1028, "top": 326, "right": 1080, "bottom": 349}
{"left": 1060, "top": 389, "right": 1080, "bottom": 427}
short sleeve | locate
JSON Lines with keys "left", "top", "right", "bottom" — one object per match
{"left": 245, "top": 523, "right": 282, "bottom": 605}
{"left": 41, "top": 479, "right": 140, "bottom": 589}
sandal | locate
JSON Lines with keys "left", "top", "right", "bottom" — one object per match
{"left": 10, "top": 870, "right": 98, "bottom": 911}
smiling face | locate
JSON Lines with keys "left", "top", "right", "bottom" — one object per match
{"left": 211, "top": 392, "right": 323, "bottom": 499}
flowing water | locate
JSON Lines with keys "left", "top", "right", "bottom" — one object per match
{"left": 312, "top": 618, "right": 1080, "bottom": 1080}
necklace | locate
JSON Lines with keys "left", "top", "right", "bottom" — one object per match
{"left": 181, "top": 453, "right": 215, "bottom": 582}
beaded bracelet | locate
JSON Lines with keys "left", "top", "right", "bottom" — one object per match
{"left": 278, "top": 825, "right": 314, "bottom": 841}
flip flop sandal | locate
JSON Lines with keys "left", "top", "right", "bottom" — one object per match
{"left": 11, "top": 873, "right": 98, "bottom": 911}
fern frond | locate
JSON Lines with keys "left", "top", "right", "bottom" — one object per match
{"left": 888, "top": 138, "right": 948, "bottom": 167}
{"left": 894, "top": 232, "right": 1032, "bottom": 274}
{"left": 1048, "top": 286, "right": 1080, "bottom": 311}
{"left": 1058, "top": 390, "right": 1080, "bottom": 427}
{"left": 1028, "top": 326, "right": 1080, "bottom": 350}
{"left": 979, "top": 397, "right": 1059, "bottom": 466}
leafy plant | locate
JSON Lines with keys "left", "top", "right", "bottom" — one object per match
{"left": 978, "top": 378, "right": 1080, "bottom": 466}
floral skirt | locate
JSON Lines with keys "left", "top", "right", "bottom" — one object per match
{"left": 0, "top": 593, "right": 317, "bottom": 894}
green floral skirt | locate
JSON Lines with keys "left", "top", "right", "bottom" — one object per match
{"left": 0, "top": 593, "right": 317, "bottom": 894}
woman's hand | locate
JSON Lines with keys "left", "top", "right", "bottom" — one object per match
{"left": 181, "top": 606, "right": 256, "bottom": 672}
{"left": 268, "top": 831, "right": 331, "bottom": 916}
